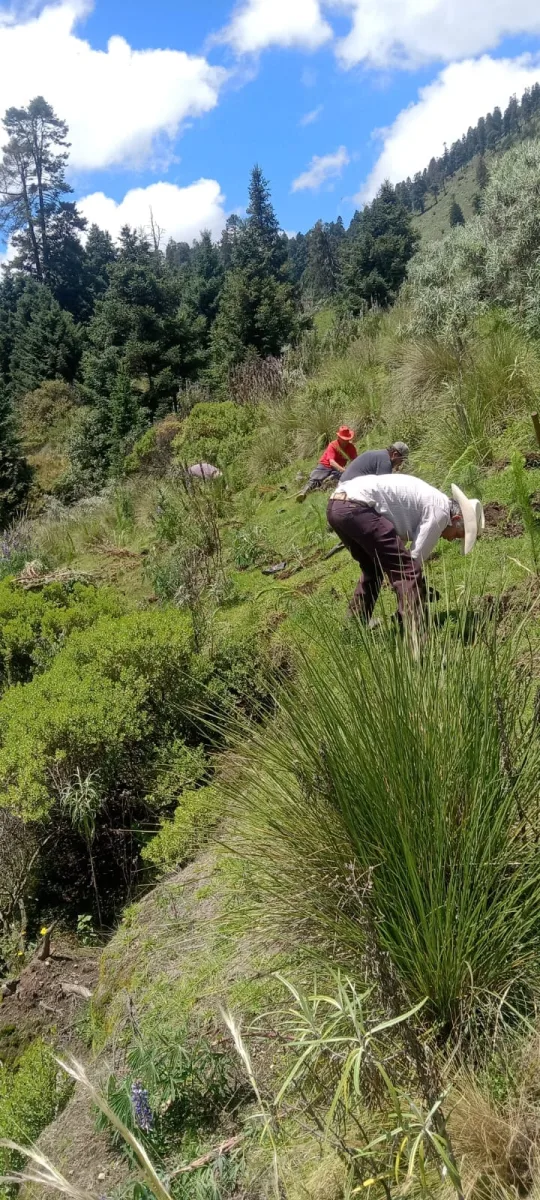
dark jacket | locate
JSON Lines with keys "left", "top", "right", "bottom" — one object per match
{"left": 340, "top": 448, "right": 393, "bottom": 483}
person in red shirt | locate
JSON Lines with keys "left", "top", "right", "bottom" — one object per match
{"left": 296, "top": 426, "right": 357, "bottom": 501}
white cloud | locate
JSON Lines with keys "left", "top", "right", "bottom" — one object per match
{"left": 0, "top": 0, "right": 227, "bottom": 170}
{"left": 222, "top": 0, "right": 332, "bottom": 54}
{"left": 359, "top": 53, "right": 540, "bottom": 201}
{"left": 78, "top": 179, "right": 227, "bottom": 245}
{"left": 299, "top": 104, "right": 324, "bottom": 125}
{"left": 292, "top": 145, "right": 349, "bottom": 191}
{"left": 332, "top": 0, "right": 540, "bottom": 69}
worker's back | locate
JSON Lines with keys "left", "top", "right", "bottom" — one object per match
{"left": 341, "top": 448, "right": 392, "bottom": 483}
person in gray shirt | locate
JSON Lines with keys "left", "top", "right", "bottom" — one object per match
{"left": 341, "top": 441, "right": 409, "bottom": 483}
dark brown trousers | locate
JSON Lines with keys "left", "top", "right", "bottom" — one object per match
{"left": 327, "top": 499, "right": 426, "bottom": 621}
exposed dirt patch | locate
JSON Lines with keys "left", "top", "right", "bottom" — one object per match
{"left": 0, "top": 943, "right": 99, "bottom": 1048}
{"left": 483, "top": 501, "right": 524, "bottom": 538}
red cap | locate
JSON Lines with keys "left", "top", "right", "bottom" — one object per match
{"left": 337, "top": 426, "right": 355, "bottom": 442}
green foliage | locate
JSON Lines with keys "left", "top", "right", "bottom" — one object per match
{"left": 173, "top": 401, "right": 255, "bottom": 470}
{"left": 210, "top": 166, "right": 302, "bottom": 382}
{"left": 231, "top": 524, "right": 271, "bottom": 568}
{"left": 342, "top": 182, "right": 419, "bottom": 312}
{"left": 510, "top": 451, "right": 540, "bottom": 571}
{"left": 144, "top": 740, "right": 207, "bottom": 811}
{"left": 0, "top": 579, "right": 125, "bottom": 687}
{"left": 271, "top": 973, "right": 462, "bottom": 1200}
{"left": 449, "top": 198, "right": 465, "bottom": 227}
{"left": 408, "top": 139, "right": 540, "bottom": 337}
{"left": 8, "top": 282, "right": 81, "bottom": 400}
{"left": 124, "top": 415, "right": 182, "bottom": 476}
{"left": 231, "top": 609, "right": 540, "bottom": 1030}
{"left": 17, "top": 380, "right": 77, "bottom": 453}
{"left": 0, "top": 382, "right": 32, "bottom": 528}
{"left": 142, "top": 786, "right": 223, "bottom": 871}
{"left": 0, "top": 609, "right": 200, "bottom": 819}
{"left": 0, "top": 1040, "right": 71, "bottom": 1189}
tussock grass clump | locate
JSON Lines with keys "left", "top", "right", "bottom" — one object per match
{"left": 228, "top": 604, "right": 540, "bottom": 1033}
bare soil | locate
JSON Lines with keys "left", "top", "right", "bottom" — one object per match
{"left": 483, "top": 501, "right": 524, "bottom": 538}
{"left": 0, "top": 941, "right": 99, "bottom": 1050}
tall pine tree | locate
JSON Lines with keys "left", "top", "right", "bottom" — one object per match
{"left": 9, "top": 281, "right": 81, "bottom": 399}
{"left": 342, "top": 182, "right": 419, "bottom": 311}
{"left": 211, "top": 165, "right": 301, "bottom": 380}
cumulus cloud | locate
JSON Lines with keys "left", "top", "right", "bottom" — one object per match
{"left": 359, "top": 53, "right": 540, "bottom": 201}
{"left": 299, "top": 104, "right": 324, "bottom": 125}
{"left": 222, "top": 0, "right": 332, "bottom": 54}
{"left": 78, "top": 179, "right": 228, "bottom": 245}
{"left": 292, "top": 145, "right": 349, "bottom": 191}
{"left": 0, "top": 0, "right": 227, "bottom": 171}
{"left": 332, "top": 0, "right": 540, "bottom": 69}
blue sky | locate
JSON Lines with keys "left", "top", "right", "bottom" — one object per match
{"left": 1, "top": 0, "right": 540, "bottom": 248}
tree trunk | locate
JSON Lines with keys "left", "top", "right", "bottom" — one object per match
{"left": 32, "top": 117, "right": 49, "bottom": 280}
{"left": 18, "top": 159, "right": 42, "bottom": 282}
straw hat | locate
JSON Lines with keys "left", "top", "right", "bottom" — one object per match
{"left": 337, "top": 426, "right": 355, "bottom": 442}
{"left": 451, "top": 484, "right": 485, "bottom": 555}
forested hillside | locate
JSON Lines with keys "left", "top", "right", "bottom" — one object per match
{"left": 3, "top": 81, "right": 540, "bottom": 1200}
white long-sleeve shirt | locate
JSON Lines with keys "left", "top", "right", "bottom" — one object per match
{"left": 331, "top": 473, "right": 451, "bottom": 565}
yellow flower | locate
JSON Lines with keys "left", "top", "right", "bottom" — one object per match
{"left": 40, "top": 926, "right": 48, "bottom": 936}
{"left": 17, "top": 950, "right": 24, "bottom": 956}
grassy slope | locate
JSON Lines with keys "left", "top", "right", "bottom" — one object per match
{"left": 411, "top": 158, "right": 480, "bottom": 245}
{"left": 412, "top": 115, "right": 540, "bottom": 245}
{"left": 15, "top": 313, "right": 540, "bottom": 1197}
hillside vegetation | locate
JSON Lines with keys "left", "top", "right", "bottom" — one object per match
{"left": 3, "top": 92, "right": 540, "bottom": 1200}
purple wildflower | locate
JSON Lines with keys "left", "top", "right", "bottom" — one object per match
{"left": 131, "top": 1080, "right": 154, "bottom": 1132}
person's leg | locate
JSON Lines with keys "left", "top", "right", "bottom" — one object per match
{"left": 297, "top": 465, "right": 334, "bottom": 501}
{"left": 327, "top": 501, "right": 383, "bottom": 621}
{"left": 366, "top": 520, "right": 426, "bottom": 620}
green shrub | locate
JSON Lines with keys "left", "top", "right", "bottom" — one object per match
{"left": 231, "top": 524, "right": 271, "bottom": 569}
{"left": 125, "top": 415, "right": 182, "bottom": 476}
{"left": 144, "top": 740, "right": 207, "bottom": 810}
{"left": 142, "top": 786, "right": 223, "bottom": 870}
{"left": 173, "top": 401, "right": 255, "bottom": 470}
{"left": 0, "top": 609, "right": 201, "bottom": 819}
{"left": 0, "top": 1039, "right": 71, "bottom": 1191}
{"left": 0, "top": 580, "right": 126, "bottom": 688}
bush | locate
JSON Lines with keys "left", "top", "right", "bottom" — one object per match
{"left": 0, "top": 1040, "right": 71, "bottom": 1193}
{"left": 0, "top": 609, "right": 201, "bottom": 820}
{"left": 0, "top": 580, "right": 126, "bottom": 688}
{"left": 229, "top": 608, "right": 540, "bottom": 1031}
{"left": 125, "top": 415, "right": 182, "bottom": 476}
{"left": 173, "top": 401, "right": 255, "bottom": 470}
{"left": 144, "top": 740, "right": 208, "bottom": 810}
{"left": 142, "top": 786, "right": 223, "bottom": 871}
{"left": 17, "top": 381, "right": 78, "bottom": 453}
{"left": 407, "top": 139, "right": 540, "bottom": 338}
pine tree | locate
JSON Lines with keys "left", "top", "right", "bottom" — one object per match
{"left": 84, "top": 224, "right": 117, "bottom": 305}
{"left": 303, "top": 220, "right": 340, "bottom": 299}
{"left": 9, "top": 281, "right": 81, "bottom": 399}
{"left": 476, "top": 154, "right": 489, "bottom": 190}
{"left": 210, "top": 165, "right": 301, "bottom": 379}
{"left": 449, "top": 198, "right": 465, "bottom": 228}
{"left": 471, "top": 193, "right": 482, "bottom": 215}
{"left": 83, "top": 252, "right": 204, "bottom": 420}
{"left": 341, "top": 182, "right": 419, "bottom": 312}
{"left": 0, "top": 96, "right": 72, "bottom": 285}
{"left": 0, "top": 379, "right": 32, "bottom": 528}
{"left": 184, "top": 230, "right": 224, "bottom": 348}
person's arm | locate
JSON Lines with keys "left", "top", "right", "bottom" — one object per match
{"left": 329, "top": 458, "right": 344, "bottom": 472}
{"left": 410, "top": 507, "right": 450, "bottom": 565}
